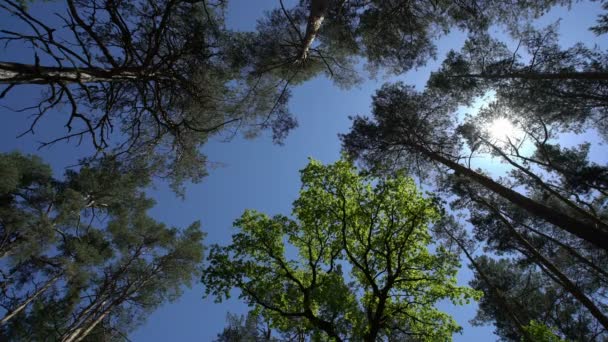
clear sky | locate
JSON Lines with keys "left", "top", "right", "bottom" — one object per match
{"left": 0, "top": 1, "right": 605, "bottom": 341}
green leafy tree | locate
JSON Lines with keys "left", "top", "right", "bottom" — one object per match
{"left": 203, "top": 158, "right": 480, "bottom": 341}
{"left": 0, "top": 152, "right": 205, "bottom": 341}
{"left": 522, "top": 321, "right": 566, "bottom": 342}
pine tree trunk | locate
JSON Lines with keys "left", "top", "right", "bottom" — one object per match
{"left": 298, "top": 0, "right": 330, "bottom": 61}
{"left": 453, "top": 71, "right": 608, "bottom": 81}
{"left": 61, "top": 299, "right": 109, "bottom": 342}
{"left": 71, "top": 304, "right": 113, "bottom": 342}
{"left": 0, "top": 62, "right": 139, "bottom": 84}
{"left": 442, "top": 227, "right": 532, "bottom": 340}
{"left": 490, "top": 206, "right": 608, "bottom": 331}
{"left": 419, "top": 147, "right": 608, "bottom": 250}
{"left": 0, "top": 274, "right": 60, "bottom": 325}
{"left": 480, "top": 136, "right": 608, "bottom": 231}
{"left": 521, "top": 222, "right": 608, "bottom": 281}
{"left": 62, "top": 256, "right": 160, "bottom": 342}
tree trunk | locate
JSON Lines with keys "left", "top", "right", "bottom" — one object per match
{"left": 62, "top": 257, "right": 162, "bottom": 342}
{"left": 419, "top": 147, "right": 608, "bottom": 251}
{"left": 0, "top": 274, "right": 60, "bottom": 325}
{"left": 452, "top": 71, "right": 608, "bottom": 81}
{"left": 298, "top": 0, "right": 331, "bottom": 62}
{"left": 442, "top": 227, "right": 532, "bottom": 341}
{"left": 71, "top": 304, "right": 113, "bottom": 342}
{"left": 0, "top": 61, "right": 139, "bottom": 84}
{"left": 488, "top": 204, "right": 608, "bottom": 331}
{"left": 480, "top": 136, "right": 608, "bottom": 231}
{"left": 521, "top": 222, "right": 608, "bottom": 281}
{"left": 365, "top": 288, "right": 389, "bottom": 342}
{"left": 304, "top": 309, "right": 343, "bottom": 342}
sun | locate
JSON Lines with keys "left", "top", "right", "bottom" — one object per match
{"left": 487, "top": 118, "right": 518, "bottom": 141}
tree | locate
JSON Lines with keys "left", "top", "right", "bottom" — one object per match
{"left": 0, "top": 152, "right": 54, "bottom": 261}
{"left": 256, "top": 0, "right": 572, "bottom": 75}
{"left": 446, "top": 173, "right": 608, "bottom": 333}
{"left": 428, "top": 25, "right": 608, "bottom": 138}
{"left": 214, "top": 311, "right": 275, "bottom": 342}
{"left": 469, "top": 256, "right": 606, "bottom": 341}
{"left": 431, "top": 216, "right": 535, "bottom": 341}
{"left": 0, "top": 0, "right": 296, "bottom": 191}
{"left": 341, "top": 82, "right": 608, "bottom": 250}
{"left": 591, "top": 2, "right": 608, "bottom": 35}
{"left": 0, "top": 152, "right": 205, "bottom": 341}
{"left": 203, "top": 158, "right": 480, "bottom": 341}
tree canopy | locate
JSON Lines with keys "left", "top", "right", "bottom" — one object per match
{"left": 203, "top": 158, "right": 480, "bottom": 341}
{"left": 0, "top": 0, "right": 577, "bottom": 191}
{"left": 1, "top": 0, "right": 607, "bottom": 340}
{"left": 0, "top": 152, "right": 205, "bottom": 341}
{"left": 0, "top": 0, "right": 297, "bottom": 192}
{"left": 342, "top": 16, "right": 608, "bottom": 340}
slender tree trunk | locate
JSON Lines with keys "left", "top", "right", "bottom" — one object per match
{"left": 481, "top": 136, "right": 608, "bottom": 231}
{"left": 71, "top": 302, "right": 114, "bottom": 342}
{"left": 298, "top": 0, "right": 330, "bottom": 61}
{"left": 451, "top": 71, "right": 608, "bottom": 81}
{"left": 63, "top": 258, "right": 163, "bottom": 342}
{"left": 514, "top": 219, "right": 608, "bottom": 281}
{"left": 62, "top": 287, "right": 130, "bottom": 342}
{"left": 442, "top": 227, "right": 533, "bottom": 341}
{"left": 488, "top": 204, "right": 608, "bottom": 331}
{"left": 0, "top": 61, "right": 140, "bottom": 84}
{"left": 62, "top": 298, "right": 109, "bottom": 342}
{"left": 61, "top": 249, "right": 144, "bottom": 341}
{"left": 0, "top": 274, "right": 60, "bottom": 325}
{"left": 418, "top": 147, "right": 608, "bottom": 250}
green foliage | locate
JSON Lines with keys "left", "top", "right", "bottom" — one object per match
{"left": 522, "top": 321, "right": 566, "bottom": 342}
{"left": 0, "top": 0, "right": 297, "bottom": 192}
{"left": 428, "top": 24, "right": 608, "bottom": 138}
{"left": 0, "top": 152, "right": 205, "bottom": 341}
{"left": 253, "top": 0, "right": 570, "bottom": 79}
{"left": 215, "top": 311, "right": 276, "bottom": 342}
{"left": 203, "top": 157, "right": 480, "bottom": 341}
{"left": 342, "top": 19, "right": 608, "bottom": 336}
{"left": 470, "top": 257, "right": 603, "bottom": 341}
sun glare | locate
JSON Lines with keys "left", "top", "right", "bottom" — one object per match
{"left": 487, "top": 118, "right": 518, "bottom": 140}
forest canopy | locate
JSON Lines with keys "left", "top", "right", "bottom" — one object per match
{"left": 0, "top": 0, "right": 607, "bottom": 341}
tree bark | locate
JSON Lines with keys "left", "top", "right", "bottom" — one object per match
{"left": 480, "top": 136, "right": 608, "bottom": 231}
{"left": 365, "top": 288, "right": 389, "bottom": 342}
{"left": 0, "top": 61, "right": 140, "bottom": 84}
{"left": 487, "top": 204, "right": 608, "bottom": 331}
{"left": 452, "top": 71, "right": 608, "bottom": 81}
{"left": 520, "top": 221, "right": 608, "bottom": 281}
{"left": 298, "top": 0, "right": 331, "bottom": 62}
{"left": 0, "top": 274, "right": 60, "bottom": 325}
{"left": 441, "top": 227, "right": 532, "bottom": 341}
{"left": 418, "top": 147, "right": 608, "bottom": 251}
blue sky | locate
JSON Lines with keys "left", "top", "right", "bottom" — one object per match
{"left": 0, "top": 1, "right": 605, "bottom": 341}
